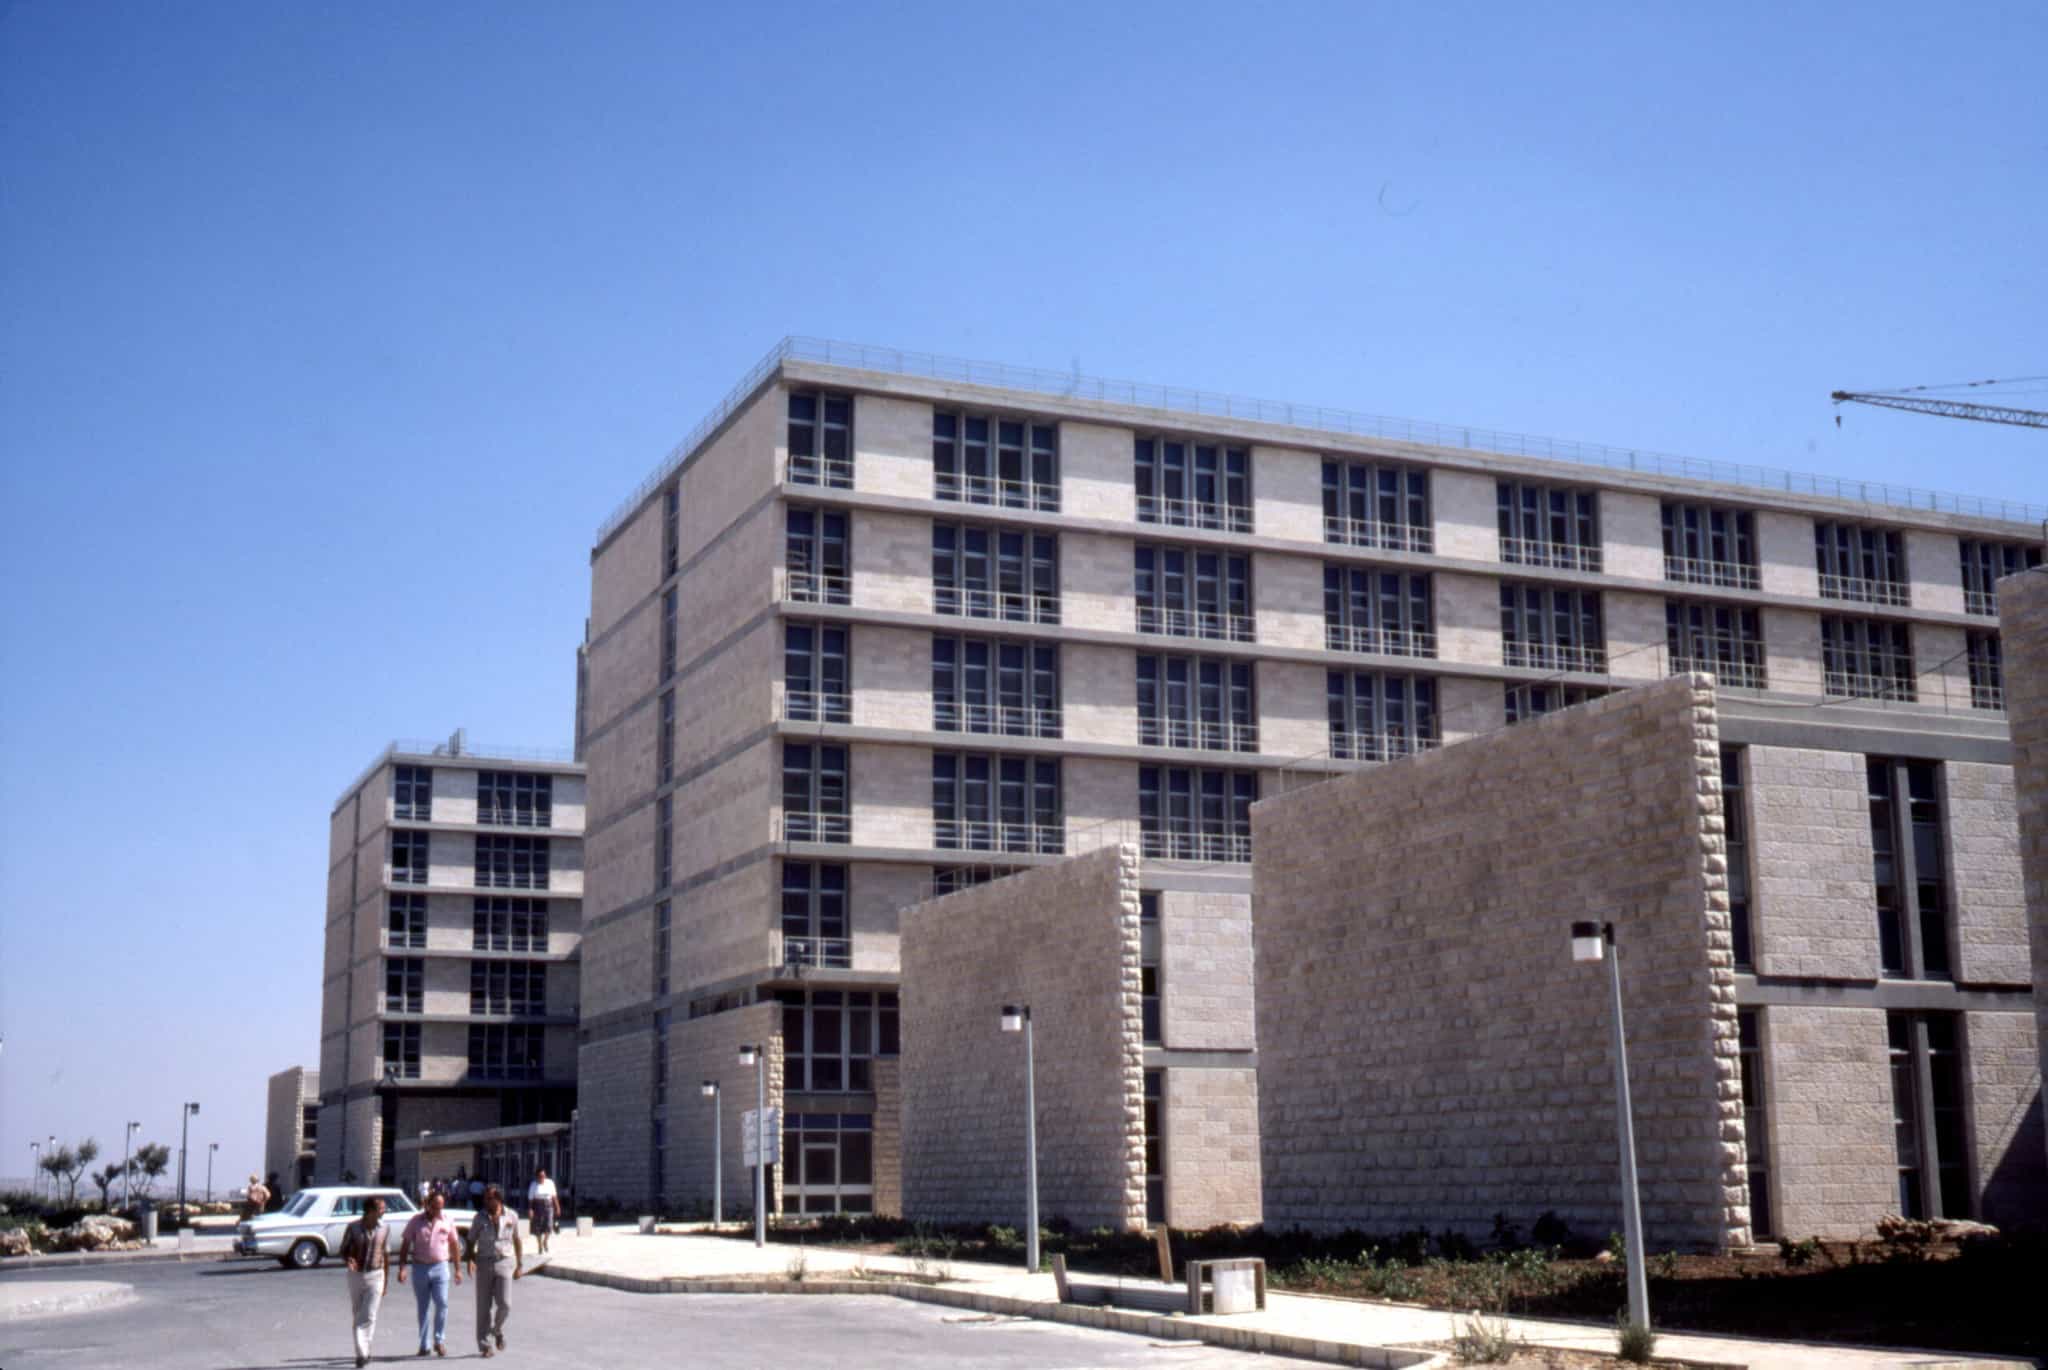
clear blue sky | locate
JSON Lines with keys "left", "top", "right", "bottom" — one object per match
{"left": 2, "top": 1, "right": 2043, "bottom": 1192}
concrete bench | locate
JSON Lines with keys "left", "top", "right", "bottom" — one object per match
{"left": 1050, "top": 1254, "right": 1267, "bottom": 1316}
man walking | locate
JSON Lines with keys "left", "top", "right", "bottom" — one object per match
{"left": 525, "top": 1168, "right": 558, "bottom": 1255}
{"left": 464, "top": 1185, "right": 522, "bottom": 1358}
{"left": 340, "top": 1195, "right": 391, "bottom": 1368}
{"left": 396, "top": 1190, "right": 463, "bottom": 1357}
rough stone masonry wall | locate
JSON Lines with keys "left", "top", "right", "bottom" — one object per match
{"left": 1251, "top": 675, "right": 1748, "bottom": 1250}
{"left": 1999, "top": 568, "right": 2048, "bottom": 1174}
{"left": 899, "top": 844, "right": 1146, "bottom": 1232}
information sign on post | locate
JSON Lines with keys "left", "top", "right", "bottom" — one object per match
{"left": 741, "top": 1108, "right": 781, "bottom": 1168}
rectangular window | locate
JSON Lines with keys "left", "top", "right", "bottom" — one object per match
{"left": 1966, "top": 632, "right": 2003, "bottom": 711}
{"left": 1143, "top": 1069, "right": 1165, "bottom": 1224}
{"left": 654, "top": 796, "right": 673, "bottom": 887}
{"left": 777, "top": 989, "right": 898, "bottom": 1093}
{"left": 1138, "top": 654, "right": 1257, "bottom": 752}
{"left": 781, "top": 1109, "right": 877, "bottom": 1215}
{"left": 1327, "top": 672, "right": 1438, "bottom": 761}
{"left": 1499, "top": 583, "right": 1606, "bottom": 672}
{"left": 1822, "top": 616, "right": 1915, "bottom": 701}
{"left": 469, "top": 960, "right": 546, "bottom": 1016}
{"left": 1814, "top": 522, "right": 1907, "bottom": 606}
{"left": 1321, "top": 459, "right": 1431, "bottom": 552}
{"left": 662, "top": 484, "right": 679, "bottom": 577}
{"left": 787, "top": 390, "right": 853, "bottom": 488}
{"left": 467, "top": 1024, "right": 544, "bottom": 1080}
{"left": 1666, "top": 600, "right": 1767, "bottom": 688}
{"left": 476, "top": 771, "right": 553, "bottom": 828}
{"left": 653, "top": 1008, "right": 671, "bottom": 1111}
{"left": 785, "top": 622, "right": 851, "bottom": 724}
{"left": 382, "top": 1022, "right": 421, "bottom": 1079}
{"left": 1497, "top": 480, "right": 1600, "bottom": 572}
{"left": 657, "top": 690, "right": 676, "bottom": 783}
{"left": 472, "top": 897, "right": 548, "bottom": 952}
{"left": 1887, "top": 1013, "right": 1970, "bottom": 1219}
{"left": 394, "top": 765, "right": 433, "bottom": 821}
{"left": 785, "top": 507, "right": 851, "bottom": 605}
{"left": 384, "top": 957, "right": 423, "bottom": 1014}
{"left": 1722, "top": 747, "right": 1753, "bottom": 970}
{"left": 660, "top": 587, "right": 678, "bottom": 680}
{"left": 1138, "top": 765, "right": 1255, "bottom": 863}
{"left": 653, "top": 899, "right": 671, "bottom": 997}
{"left": 932, "top": 752, "right": 1063, "bottom": 853}
{"left": 387, "top": 893, "right": 427, "bottom": 949}
{"left": 1135, "top": 544, "right": 1253, "bottom": 642}
{"left": 782, "top": 742, "right": 850, "bottom": 843}
{"left": 1135, "top": 436, "right": 1250, "bottom": 532}
{"left": 1868, "top": 758, "right": 1950, "bottom": 980}
{"left": 934, "top": 411, "right": 1059, "bottom": 511}
{"left": 933, "top": 635, "right": 1060, "bottom": 738}
{"left": 933, "top": 523, "right": 1060, "bottom": 624}
{"left": 1140, "top": 891, "right": 1158, "bottom": 923}
{"left": 390, "top": 830, "right": 429, "bottom": 885}
{"left": 1503, "top": 681, "right": 1609, "bottom": 724}
{"left": 1737, "top": 1010, "right": 1771, "bottom": 1238}
{"left": 476, "top": 835, "right": 549, "bottom": 890}
{"left": 1323, "top": 565, "right": 1435, "bottom": 657}
{"left": 1140, "top": 963, "right": 1161, "bottom": 1044}
{"left": 1958, "top": 539, "right": 2042, "bottom": 615}
{"left": 781, "top": 861, "right": 850, "bottom": 969}
{"left": 1661, "top": 501, "right": 1759, "bottom": 589}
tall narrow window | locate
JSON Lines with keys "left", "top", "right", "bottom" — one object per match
{"left": 787, "top": 391, "right": 852, "bottom": 488}
{"left": 782, "top": 743, "right": 850, "bottom": 843}
{"left": 932, "top": 752, "right": 1062, "bottom": 853}
{"left": 1958, "top": 539, "right": 2042, "bottom": 616}
{"left": 1327, "top": 672, "right": 1437, "bottom": 761}
{"left": 781, "top": 862, "right": 850, "bottom": 969}
{"left": 1138, "top": 766, "right": 1255, "bottom": 863}
{"left": 933, "top": 523, "right": 1059, "bottom": 623}
{"left": 1140, "top": 964, "right": 1161, "bottom": 1044}
{"left": 933, "top": 635, "right": 1060, "bottom": 738}
{"left": 382, "top": 1023, "right": 421, "bottom": 1079}
{"left": 1321, "top": 460, "right": 1431, "bottom": 552}
{"left": 1822, "top": 617, "right": 1915, "bottom": 701}
{"left": 1814, "top": 522, "right": 1907, "bottom": 606}
{"left": 1135, "top": 437, "right": 1250, "bottom": 532}
{"left": 384, "top": 957, "right": 423, "bottom": 1014}
{"left": 654, "top": 797, "right": 673, "bottom": 887}
{"left": 1497, "top": 480, "right": 1600, "bottom": 572}
{"left": 785, "top": 623, "right": 851, "bottom": 723}
{"left": 660, "top": 588, "right": 678, "bottom": 679}
{"left": 1135, "top": 544, "right": 1253, "bottom": 642}
{"left": 1966, "top": 632, "right": 2003, "bottom": 711}
{"left": 1143, "top": 1070, "right": 1165, "bottom": 1224}
{"left": 1323, "top": 566, "right": 1434, "bottom": 657}
{"left": 785, "top": 507, "right": 850, "bottom": 605}
{"left": 653, "top": 899, "right": 671, "bottom": 997}
{"left": 1138, "top": 654, "right": 1257, "bottom": 752}
{"left": 390, "top": 830, "right": 429, "bottom": 885}
{"left": 935, "top": 411, "right": 1059, "bottom": 510}
{"left": 657, "top": 690, "right": 676, "bottom": 783}
{"left": 394, "top": 765, "right": 433, "bottom": 821}
{"left": 1868, "top": 757, "right": 1950, "bottom": 980}
{"left": 387, "top": 894, "right": 427, "bottom": 949}
{"left": 662, "top": 483, "right": 680, "bottom": 576}
{"left": 1737, "top": 1010, "right": 1771, "bottom": 1238}
{"left": 1499, "top": 584, "right": 1605, "bottom": 672}
{"left": 1661, "top": 501, "right": 1759, "bottom": 589}
{"left": 1666, "top": 600, "right": 1767, "bottom": 688}
{"left": 1722, "top": 747, "right": 1753, "bottom": 970}
{"left": 1887, "top": 1013, "right": 1970, "bottom": 1219}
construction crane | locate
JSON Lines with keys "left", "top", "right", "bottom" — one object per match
{"left": 1831, "top": 378, "right": 2048, "bottom": 430}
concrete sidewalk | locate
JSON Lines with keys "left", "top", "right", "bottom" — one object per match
{"left": 532, "top": 1225, "right": 2033, "bottom": 1370}
{"left": 0, "top": 1279, "right": 138, "bottom": 1320}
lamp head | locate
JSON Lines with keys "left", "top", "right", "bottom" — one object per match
{"left": 700, "top": 1080, "right": 718, "bottom": 1098}
{"left": 738, "top": 1044, "right": 759, "bottom": 1068}
{"left": 1570, "top": 921, "right": 1607, "bottom": 963}
{"left": 999, "top": 1004, "right": 1027, "bottom": 1033}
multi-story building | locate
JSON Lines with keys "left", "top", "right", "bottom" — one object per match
{"left": 264, "top": 1065, "right": 320, "bottom": 1197}
{"left": 576, "top": 336, "right": 2043, "bottom": 1228}
{"left": 318, "top": 734, "right": 585, "bottom": 1190}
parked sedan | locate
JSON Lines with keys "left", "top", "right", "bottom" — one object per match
{"left": 235, "top": 1187, "right": 478, "bottom": 1269}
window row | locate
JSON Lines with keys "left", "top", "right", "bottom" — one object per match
{"left": 389, "top": 765, "right": 555, "bottom": 826}
{"left": 777, "top": 987, "right": 900, "bottom": 1093}
{"left": 381, "top": 958, "right": 549, "bottom": 1016}
{"left": 385, "top": 895, "right": 552, "bottom": 951}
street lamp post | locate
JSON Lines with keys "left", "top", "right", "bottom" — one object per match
{"left": 176, "top": 1103, "right": 200, "bottom": 1225}
{"left": 700, "top": 1081, "right": 722, "bottom": 1227}
{"left": 206, "top": 1143, "right": 218, "bottom": 1204}
{"left": 1571, "top": 921, "right": 1650, "bottom": 1334}
{"left": 29, "top": 1142, "right": 40, "bottom": 1202}
{"left": 999, "top": 1004, "right": 1040, "bottom": 1274}
{"left": 122, "top": 1122, "right": 140, "bottom": 1213}
{"left": 737, "top": 1045, "right": 767, "bottom": 1248}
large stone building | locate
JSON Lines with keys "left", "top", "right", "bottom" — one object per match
{"left": 317, "top": 734, "right": 586, "bottom": 1189}
{"left": 264, "top": 1065, "right": 319, "bottom": 1197}
{"left": 574, "top": 336, "right": 2043, "bottom": 1229}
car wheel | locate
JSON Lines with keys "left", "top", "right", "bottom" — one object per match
{"left": 288, "top": 1239, "right": 322, "bottom": 1270}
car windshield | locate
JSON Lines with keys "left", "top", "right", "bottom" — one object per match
{"left": 282, "top": 1192, "right": 319, "bottom": 1217}
{"left": 377, "top": 1192, "right": 418, "bottom": 1213}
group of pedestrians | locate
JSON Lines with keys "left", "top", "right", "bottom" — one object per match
{"left": 342, "top": 1181, "right": 541, "bottom": 1365}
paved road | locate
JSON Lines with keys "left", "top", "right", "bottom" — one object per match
{"left": 0, "top": 1259, "right": 1301, "bottom": 1368}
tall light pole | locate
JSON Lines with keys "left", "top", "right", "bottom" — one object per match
{"left": 999, "top": 1004, "right": 1040, "bottom": 1274}
{"left": 176, "top": 1103, "right": 200, "bottom": 1223}
{"left": 1571, "top": 921, "right": 1649, "bottom": 1334}
{"left": 206, "top": 1143, "right": 219, "bottom": 1204}
{"left": 700, "top": 1080, "right": 722, "bottom": 1227}
{"left": 29, "top": 1142, "right": 40, "bottom": 1202}
{"left": 45, "top": 1135, "right": 54, "bottom": 1203}
{"left": 737, "top": 1045, "right": 767, "bottom": 1248}
{"left": 121, "top": 1122, "right": 140, "bottom": 1212}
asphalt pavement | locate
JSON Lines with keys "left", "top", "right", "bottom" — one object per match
{"left": 0, "top": 1257, "right": 1305, "bottom": 1368}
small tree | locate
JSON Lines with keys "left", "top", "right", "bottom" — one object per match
{"left": 38, "top": 1146, "right": 74, "bottom": 1205}
{"left": 129, "top": 1143, "right": 171, "bottom": 1201}
{"left": 91, "top": 1163, "right": 125, "bottom": 1210}
{"left": 61, "top": 1139, "right": 99, "bottom": 1205}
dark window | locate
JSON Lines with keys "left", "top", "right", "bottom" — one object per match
{"left": 476, "top": 835, "right": 549, "bottom": 890}
{"left": 1723, "top": 747, "right": 1753, "bottom": 970}
{"left": 1814, "top": 523, "right": 1907, "bottom": 606}
{"left": 1139, "top": 654, "right": 1256, "bottom": 752}
{"left": 654, "top": 796, "right": 673, "bottom": 887}
{"left": 1321, "top": 460, "right": 1431, "bottom": 552}
{"left": 1143, "top": 1069, "right": 1165, "bottom": 1224}
{"left": 470, "top": 961, "right": 546, "bottom": 1015}
{"left": 933, "top": 523, "right": 1059, "bottom": 624}
{"left": 382, "top": 1023, "right": 421, "bottom": 1079}
{"left": 1661, "top": 501, "right": 1759, "bottom": 589}
{"left": 472, "top": 897, "right": 548, "bottom": 952}
{"left": 932, "top": 753, "right": 1062, "bottom": 853}
{"left": 1135, "top": 437, "right": 1250, "bottom": 532}
{"left": 782, "top": 743, "right": 850, "bottom": 843}
{"left": 660, "top": 588, "right": 678, "bottom": 680}
{"left": 1497, "top": 480, "right": 1600, "bottom": 571}
{"left": 390, "top": 830, "right": 429, "bottom": 885}
{"left": 931, "top": 865, "right": 1005, "bottom": 896}
{"left": 394, "top": 765, "right": 433, "bottom": 821}
{"left": 785, "top": 622, "right": 851, "bottom": 723}
{"left": 1967, "top": 632, "right": 2003, "bottom": 711}
{"left": 653, "top": 899, "right": 670, "bottom": 997}
{"left": 1738, "top": 1010, "right": 1771, "bottom": 1238}
{"left": 1869, "top": 758, "right": 1950, "bottom": 980}
{"left": 468, "top": 1024, "right": 544, "bottom": 1081}
{"left": 934, "top": 635, "right": 1060, "bottom": 737}
{"left": 1887, "top": 1013, "right": 1970, "bottom": 1219}
{"left": 787, "top": 391, "right": 852, "bottom": 488}
{"left": 1666, "top": 600, "right": 1767, "bottom": 688}
{"left": 935, "top": 411, "right": 1059, "bottom": 511}
{"left": 1500, "top": 583, "right": 1605, "bottom": 671}
{"left": 1958, "top": 540, "right": 2041, "bottom": 616}
{"left": 662, "top": 484, "right": 679, "bottom": 577}
{"left": 1139, "top": 765, "right": 1255, "bottom": 863}
{"left": 653, "top": 1008, "right": 671, "bottom": 1115}
{"left": 778, "top": 989, "right": 897, "bottom": 1093}
{"left": 1140, "top": 964, "right": 1161, "bottom": 1045}
{"left": 385, "top": 957, "right": 423, "bottom": 1013}
{"left": 781, "top": 1108, "right": 877, "bottom": 1214}
{"left": 657, "top": 690, "right": 676, "bottom": 783}
{"left": 1327, "top": 672, "right": 1437, "bottom": 761}
{"left": 477, "top": 771, "right": 552, "bottom": 828}
{"left": 1140, "top": 891, "right": 1159, "bottom": 923}
{"left": 1323, "top": 565, "right": 1434, "bottom": 657}
{"left": 1822, "top": 617, "right": 1915, "bottom": 701}
{"left": 786, "top": 507, "right": 850, "bottom": 605}
{"left": 781, "top": 861, "right": 850, "bottom": 969}
{"left": 1135, "top": 544, "right": 1253, "bottom": 642}
{"left": 387, "top": 893, "right": 427, "bottom": 949}
{"left": 1504, "top": 682, "right": 1609, "bottom": 724}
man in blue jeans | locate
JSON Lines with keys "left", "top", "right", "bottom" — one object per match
{"left": 395, "top": 1191, "right": 464, "bottom": 1357}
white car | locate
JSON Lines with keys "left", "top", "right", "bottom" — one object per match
{"left": 235, "top": 1187, "right": 478, "bottom": 1269}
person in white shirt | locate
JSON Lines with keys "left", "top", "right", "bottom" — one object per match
{"left": 525, "top": 1169, "right": 559, "bottom": 1254}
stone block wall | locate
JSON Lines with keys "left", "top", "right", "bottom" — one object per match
{"left": 1965, "top": 1010, "right": 2047, "bottom": 1227}
{"left": 1757, "top": 1006, "right": 1895, "bottom": 1239}
{"left": 1159, "top": 890, "right": 1255, "bottom": 1050}
{"left": 2000, "top": 570, "right": 2048, "bottom": 1170}
{"left": 1165, "top": 1066, "right": 1262, "bottom": 1228}
{"left": 1251, "top": 675, "right": 1747, "bottom": 1249}
{"left": 899, "top": 845, "right": 1145, "bottom": 1231}
{"left": 872, "top": 1057, "right": 904, "bottom": 1217}
{"left": 1747, "top": 746, "right": 1878, "bottom": 980}
{"left": 664, "top": 1001, "right": 783, "bottom": 1216}
{"left": 1945, "top": 763, "right": 2031, "bottom": 985}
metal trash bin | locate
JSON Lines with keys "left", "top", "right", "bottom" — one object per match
{"left": 137, "top": 1202, "right": 158, "bottom": 1245}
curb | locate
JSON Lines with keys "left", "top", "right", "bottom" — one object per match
{"left": 0, "top": 1247, "right": 235, "bottom": 1271}
{"left": 0, "top": 1284, "right": 140, "bottom": 1321}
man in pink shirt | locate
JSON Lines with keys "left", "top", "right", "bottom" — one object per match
{"left": 395, "top": 1191, "right": 464, "bottom": 1357}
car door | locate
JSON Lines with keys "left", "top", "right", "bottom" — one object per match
{"left": 324, "top": 1194, "right": 361, "bottom": 1253}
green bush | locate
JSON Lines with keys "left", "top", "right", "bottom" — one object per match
{"left": 1777, "top": 1235, "right": 1820, "bottom": 1268}
{"left": 1452, "top": 1310, "right": 1518, "bottom": 1363}
{"left": 1616, "top": 1314, "right": 1657, "bottom": 1364}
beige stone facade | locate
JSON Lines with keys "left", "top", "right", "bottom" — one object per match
{"left": 2000, "top": 570, "right": 2048, "bottom": 1174}
{"left": 264, "top": 1066, "right": 319, "bottom": 1197}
